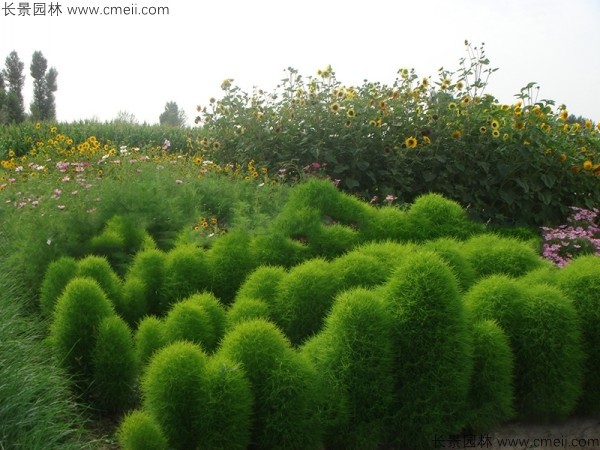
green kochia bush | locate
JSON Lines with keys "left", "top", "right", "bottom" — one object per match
{"left": 406, "top": 192, "right": 485, "bottom": 242}
{"left": 226, "top": 297, "right": 272, "bottom": 329}
{"left": 201, "top": 356, "right": 253, "bottom": 450}
{"left": 161, "top": 244, "right": 210, "bottom": 312}
{"left": 463, "top": 233, "right": 545, "bottom": 279}
{"left": 190, "top": 292, "right": 227, "bottom": 348}
{"left": 331, "top": 250, "right": 393, "bottom": 290}
{"left": 117, "top": 410, "right": 168, "bottom": 450}
{"left": 422, "top": 238, "right": 476, "bottom": 292}
{"left": 304, "top": 288, "right": 394, "bottom": 450}
{"left": 218, "top": 319, "right": 322, "bottom": 450}
{"left": 274, "top": 258, "right": 342, "bottom": 345}
{"left": 556, "top": 255, "right": 600, "bottom": 414}
{"left": 39, "top": 256, "right": 78, "bottom": 316}
{"left": 141, "top": 341, "right": 209, "bottom": 449}
{"left": 207, "top": 230, "right": 257, "bottom": 305}
{"left": 49, "top": 277, "right": 116, "bottom": 390}
{"left": 464, "top": 276, "right": 584, "bottom": 421}
{"left": 235, "top": 265, "right": 287, "bottom": 306}
{"left": 384, "top": 250, "right": 472, "bottom": 449}
{"left": 92, "top": 315, "right": 138, "bottom": 413}
{"left": 516, "top": 284, "right": 584, "bottom": 421}
{"left": 465, "top": 320, "right": 515, "bottom": 433}
{"left": 126, "top": 248, "right": 167, "bottom": 316}
{"left": 134, "top": 315, "right": 166, "bottom": 369}
{"left": 120, "top": 276, "right": 148, "bottom": 327}
{"left": 76, "top": 255, "right": 124, "bottom": 308}
{"left": 163, "top": 297, "right": 216, "bottom": 352}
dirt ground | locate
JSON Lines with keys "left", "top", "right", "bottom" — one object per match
{"left": 444, "top": 416, "right": 600, "bottom": 450}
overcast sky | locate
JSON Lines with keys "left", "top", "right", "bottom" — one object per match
{"left": 1, "top": 0, "right": 599, "bottom": 125}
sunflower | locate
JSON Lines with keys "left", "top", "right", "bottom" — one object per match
{"left": 559, "top": 153, "right": 567, "bottom": 162}
{"left": 583, "top": 160, "right": 593, "bottom": 170}
{"left": 461, "top": 96, "right": 471, "bottom": 105}
{"left": 346, "top": 109, "right": 356, "bottom": 118}
{"left": 455, "top": 81, "right": 464, "bottom": 90}
{"left": 491, "top": 119, "right": 500, "bottom": 129}
{"left": 514, "top": 121, "right": 525, "bottom": 131}
{"left": 330, "top": 102, "right": 341, "bottom": 113}
{"left": 480, "top": 126, "right": 487, "bottom": 134}
{"left": 560, "top": 110, "right": 569, "bottom": 120}
{"left": 345, "top": 120, "right": 352, "bottom": 128}
{"left": 492, "top": 130, "right": 500, "bottom": 138}
{"left": 405, "top": 136, "right": 418, "bottom": 148}
{"left": 452, "top": 130, "right": 462, "bottom": 139}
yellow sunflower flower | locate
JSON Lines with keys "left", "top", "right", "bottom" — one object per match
{"left": 405, "top": 136, "right": 418, "bottom": 148}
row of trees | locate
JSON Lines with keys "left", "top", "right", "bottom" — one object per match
{"left": 0, "top": 50, "right": 58, "bottom": 124}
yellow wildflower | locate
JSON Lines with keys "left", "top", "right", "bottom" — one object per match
{"left": 583, "top": 160, "right": 593, "bottom": 170}
{"left": 405, "top": 136, "right": 418, "bottom": 148}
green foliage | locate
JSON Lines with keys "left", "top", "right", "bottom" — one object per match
{"left": 92, "top": 315, "right": 138, "bottom": 413}
{"left": 372, "top": 206, "right": 412, "bottom": 241}
{"left": 514, "top": 284, "right": 584, "bottom": 421}
{"left": 141, "top": 341, "right": 209, "bottom": 449}
{"left": 305, "top": 288, "right": 395, "bottom": 450}
{"left": 226, "top": 297, "right": 272, "bottom": 329}
{"left": 465, "top": 320, "right": 515, "bottom": 433}
{"left": 134, "top": 315, "right": 166, "bottom": 369}
{"left": 76, "top": 255, "right": 123, "bottom": 307}
{"left": 29, "top": 51, "right": 57, "bottom": 122}
{"left": 127, "top": 248, "right": 167, "bottom": 316}
{"left": 383, "top": 250, "right": 472, "bottom": 449}
{"left": 162, "top": 297, "right": 216, "bottom": 352}
{"left": 206, "top": 229, "right": 257, "bottom": 304}
{"left": 406, "top": 192, "right": 485, "bottom": 241}
{"left": 218, "top": 319, "right": 322, "bottom": 450}
{"left": 201, "top": 356, "right": 253, "bottom": 450}
{"left": 117, "top": 410, "right": 168, "bottom": 450}
{"left": 0, "top": 273, "right": 90, "bottom": 449}
{"left": 557, "top": 255, "right": 600, "bottom": 414}
{"left": 463, "top": 233, "right": 545, "bottom": 279}
{"left": 250, "top": 231, "right": 308, "bottom": 267}
{"left": 88, "top": 215, "right": 156, "bottom": 275}
{"left": 464, "top": 276, "right": 584, "bottom": 421}
{"left": 3, "top": 51, "right": 25, "bottom": 124}
{"left": 159, "top": 101, "right": 187, "bottom": 127}
{"left": 49, "top": 277, "right": 115, "bottom": 389}
{"left": 274, "top": 257, "right": 342, "bottom": 345}
{"left": 39, "top": 256, "right": 78, "bottom": 317}
{"left": 331, "top": 249, "right": 393, "bottom": 290}
{"left": 422, "top": 238, "right": 477, "bottom": 291}
{"left": 235, "top": 265, "right": 287, "bottom": 314}
{"left": 120, "top": 276, "right": 149, "bottom": 327}
{"left": 161, "top": 244, "right": 210, "bottom": 311}
{"left": 197, "top": 43, "right": 600, "bottom": 227}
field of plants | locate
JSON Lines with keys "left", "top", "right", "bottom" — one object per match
{"left": 1, "top": 43, "right": 599, "bottom": 450}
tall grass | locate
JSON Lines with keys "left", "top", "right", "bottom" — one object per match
{"left": 0, "top": 270, "right": 96, "bottom": 449}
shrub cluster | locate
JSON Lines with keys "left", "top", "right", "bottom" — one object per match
{"left": 35, "top": 178, "right": 598, "bottom": 448}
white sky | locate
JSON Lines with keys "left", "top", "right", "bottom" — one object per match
{"left": 1, "top": 0, "right": 599, "bottom": 125}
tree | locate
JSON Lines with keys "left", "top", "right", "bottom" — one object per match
{"left": 159, "top": 101, "right": 187, "bottom": 127}
{"left": 113, "top": 110, "right": 138, "bottom": 124}
{"left": 30, "top": 51, "right": 58, "bottom": 121}
{"left": 0, "top": 71, "right": 6, "bottom": 124}
{"left": 3, "top": 51, "right": 26, "bottom": 123}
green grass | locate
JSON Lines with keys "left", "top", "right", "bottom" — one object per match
{"left": 0, "top": 271, "right": 96, "bottom": 449}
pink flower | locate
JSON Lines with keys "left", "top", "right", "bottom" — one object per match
{"left": 370, "top": 196, "right": 378, "bottom": 204}
{"left": 385, "top": 194, "right": 397, "bottom": 202}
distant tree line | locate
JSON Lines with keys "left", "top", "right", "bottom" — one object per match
{"left": 0, "top": 50, "right": 58, "bottom": 124}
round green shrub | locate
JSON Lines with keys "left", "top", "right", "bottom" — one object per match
{"left": 250, "top": 232, "right": 308, "bottom": 267}
{"left": 331, "top": 250, "right": 393, "bottom": 290}
{"left": 556, "top": 255, "right": 600, "bottom": 414}
{"left": 351, "top": 240, "right": 417, "bottom": 268}
{"left": 188, "top": 292, "right": 227, "bottom": 349}
{"left": 465, "top": 320, "right": 515, "bottom": 433}
{"left": 274, "top": 257, "right": 342, "bottom": 345}
{"left": 235, "top": 265, "right": 287, "bottom": 305}
{"left": 207, "top": 230, "right": 257, "bottom": 305}
{"left": 226, "top": 297, "right": 272, "bottom": 329}
{"left": 218, "top": 319, "right": 322, "bottom": 450}
{"left": 120, "top": 276, "right": 148, "bottom": 327}
{"left": 310, "top": 288, "right": 395, "bottom": 450}
{"left": 422, "top": 237, "right": 476, "bottom": 291}
{"left": 49, "top": 277, "right": 116, "bottom": 389}
{"left": 76, "top": 255, "right": 123, "bottom": 308}
{"left": 406, "top": 192, "right": 484, "bottom": 241}
{"left": 518, "top": 265, "right": 560, "bottom": 286}
{"left": 134, "top": 315, "right": 166, "bottom": 369}
{"left": 463, "top": 233, "right": 545, "bottom": 279}
{"left": 161, "top": 244, "right": 210, "bottom": 311}
{"left": 127, "top": 248, "right": 167, "bottom": 316}
{"left": 142, "top": 341, "right": 209, "bottom": 450}
{"left": 39, "top": 256, "right": 78, "bottom": 317}
{"left": 163, "top": 298, "right": 215, "bottom": 352}
{"left": 515, "top": 284, "right": 584, "bottom": 421}
{"left": 92, "top": 315, "right": 138, "bottom": 413}
{"left": 369, "top": 206, "right": 412, "bottom": 242}
{"left": 201, "top": 356, "right": 253, "bottom": 450}
{"left": 117, "top": 410, "right": 168, "bottom": 450}
{"left": 384, "top": 250, "right": 472, "bottom": 449}
{"left": 464, "top": 276, "right": 584, "bottom": 422}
